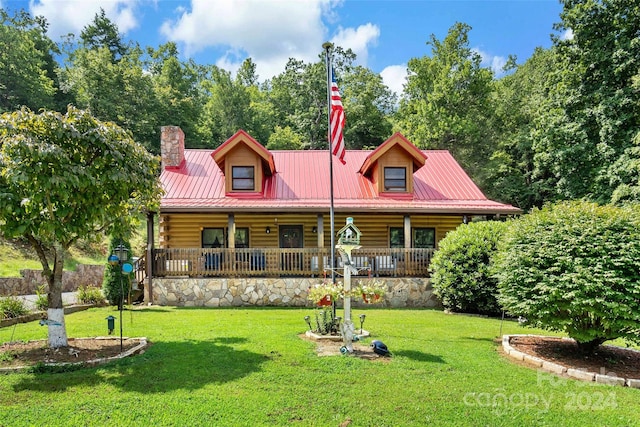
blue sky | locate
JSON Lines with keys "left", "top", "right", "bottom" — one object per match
{"left": 2, "top": 0, "right": 566, "bottom": 95}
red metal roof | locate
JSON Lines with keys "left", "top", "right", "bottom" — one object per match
{"left": 161, "top": 148, "right": 520, "bottom": 215}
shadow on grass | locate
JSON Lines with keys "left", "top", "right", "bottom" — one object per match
{"left": 392, "top": 349, "right": 445, "bottom": 363}
{"left": 11, "top": 337, "right": 267, "bottom": 394}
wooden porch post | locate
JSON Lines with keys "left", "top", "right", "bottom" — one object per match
{"left": 228, "top": 214, "right": 235, "bottom": 248}
{"left": 404, "top": 215, "right": 411, "bottom": 275}
{"left": 317, "top": 214, "right": 324, "bottom": 248}
{"left": 403, "top": 215, "right": 411, "bottom": 248}
{"left": 146, "top": 210, "right": 155, "bottom": 304}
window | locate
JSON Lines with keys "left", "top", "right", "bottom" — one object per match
{"left": 389, "top": 227, "right": 404, "bottom": 248}
{"left": 384, "top": 167, "right": 406, "bottom": 191}
{"left": 389, "top": 227, "right": 435, "bottom": 248}
{"left": 202, "top": 227, "right": 249, "bottom": 248}
{"left": 234, "top": 227, "right": 249, "bottom": 248}
{"left": 202, "top": 228, "right": 224, "bottom": 248}
{"left": 412, "top": 228, "right": 435, "bottom": 248}
{"left": 232, "top": 166, "right": 255, "bottom": 191}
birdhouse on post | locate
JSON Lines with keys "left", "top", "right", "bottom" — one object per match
{"left": 337, "top": 217, "right": 361, "bottom": 246}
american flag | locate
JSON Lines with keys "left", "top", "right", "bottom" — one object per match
{"left": 330, "top": 68, "right": 345, "bottom": 163}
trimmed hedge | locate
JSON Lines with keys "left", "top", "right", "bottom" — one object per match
{"left": 430, "top": 220, "right": 508, "bottom": 316}
{"left": 494, "top": 201, "right": 640, "bottom": 353}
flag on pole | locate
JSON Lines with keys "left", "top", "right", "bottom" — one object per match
{"left": 330, "top": 68, "right": 346, "bottom": 163}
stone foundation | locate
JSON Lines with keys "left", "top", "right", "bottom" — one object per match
{"left": 151, "top": 277, "right": 440, "bottom": 308}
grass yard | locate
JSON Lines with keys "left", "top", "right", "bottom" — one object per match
{"left": 1, "top": 307, "right": 638, "bottom": 426}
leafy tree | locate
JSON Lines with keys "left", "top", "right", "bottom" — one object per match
{"left": 535, "top": 0, "right": 640, "bottom": 203}
{"left": 266, "top": 125, "right": 304, "bottom": 150}
{"left": 0, "top": 9, "right": 57, "bottom": 112}
{"left": 430, "top": 221, "right": 508, "bottom": 316}
{"left": 198, "top": 66, "right": 249, "bottom": 146}
{"left": 60, "top": 44, "right": 159, "bottom": 152}
{"left": 267, "top": 58, "right": 327, "bottom": 149}
{"left": 341, "top": 65, "right": 395, "bottom": 149}
{"left": 395, "top": 22, "right": 496, "bottom": 188}
{"left": 60, "top": 12, "right": 162, "bottom": 152}
{"left": 0, "top": 107, "right": 161, "bottom": 348}
{"left": 146, "top": 42, "right": 208, "bottom": 150}
{"left": 488, "top": 47, "right": 558, "bottom": 211}
{"left": 79, "top": 8, "right": 129, "bottom": 62}
{"left": 494, "top": 201, "right": 640, "bottom": 354}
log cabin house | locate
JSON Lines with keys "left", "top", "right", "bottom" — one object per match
{"left": 144, "top": 125, "right": 520, "bottom": 290}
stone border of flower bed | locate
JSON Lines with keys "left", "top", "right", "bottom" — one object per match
{"left": 0, "top": 337, "right": 148, "bottom": 374}
{"left": 502, "top": 334, "right": 640, "bottom": 389}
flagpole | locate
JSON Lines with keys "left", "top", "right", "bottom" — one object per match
{"left": 322, "top": 41, "right": 336, "bottom": 284}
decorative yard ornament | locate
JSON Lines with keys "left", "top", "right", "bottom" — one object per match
{"left": 371, "top": 340, "right": 391, "bottom": 357}
{"left": 337, "top": 217, "right": 362, "bottom": 246}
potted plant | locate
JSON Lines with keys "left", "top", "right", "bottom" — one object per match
{"left": 355, "top": 280, "right": 386, "bottom": 304}
{"left": 308, "top": 282, "right": 344, "bottom": 306}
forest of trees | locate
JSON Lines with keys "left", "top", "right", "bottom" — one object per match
{"left": 1, "top": 0, "right": 638, "bottom": 212}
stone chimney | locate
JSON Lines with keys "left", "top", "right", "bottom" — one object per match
{"left": 160, "top": 126, "right": 185, "bottom": 169}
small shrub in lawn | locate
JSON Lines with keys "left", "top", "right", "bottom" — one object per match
{"left": 494, "top": 201, "right": 640, "bottom": 354}
{"left": 77, "top": 285, "right": 104, "bottom": 305}
{"left": 0, "top": 295, "right": 28, "bottom": 319}
{"left": 102, "top": 238, "right": 132, "bottom": 307}
{"left": 430, "top": 220, "right": 508, "bottom": 316}
{"left": 34, "top": 284, "right": 48, "bottom": 311}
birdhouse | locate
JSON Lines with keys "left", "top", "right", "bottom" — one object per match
{"left": 337, "top": 217, "right": 362, "bottom": 246}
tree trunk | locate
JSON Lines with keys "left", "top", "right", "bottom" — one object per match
{"left": 47, "top": 244, "right": 68, "bottom": 348}
{"left": 575, "top": 338, "right": 606, "bottom": 355}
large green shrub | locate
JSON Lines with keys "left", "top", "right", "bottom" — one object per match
{"left": 102, "top": 238, "right": 132, "bottom": 308}
{"left": 430, "top": 220, "right": 508, "bottom": 316}
{"left": 494, "top": 201, "right": 640, "bottom": 353}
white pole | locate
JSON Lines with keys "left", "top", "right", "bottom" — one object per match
{"left": 343, "top": 257, "right": 353, "bottom": 352}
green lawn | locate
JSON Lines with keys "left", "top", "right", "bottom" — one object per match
{"left": 1, "top": 307, "right": 638, "bottom": 426}
{"left": 0, "top": 239, "right": 106, "bottom": 277}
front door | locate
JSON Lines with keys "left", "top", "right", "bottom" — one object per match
{"left": 279, "top": 225, "right": 303, "bottom": 273}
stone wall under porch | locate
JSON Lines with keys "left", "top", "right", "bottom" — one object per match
{"left": 151, "top": 277, "right": 441, "bottom": 308}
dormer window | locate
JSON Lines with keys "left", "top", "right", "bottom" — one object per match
{"left": 232, "top": 166, "right": 255, "bottom": 191}
{"left": 384, "top": 167, "right": 406, "bottom": 192}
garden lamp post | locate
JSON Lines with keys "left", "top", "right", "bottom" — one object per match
{"left": 359, "top": 314, "right": 366, "bottom": 334}
{"left": 304, "top": 315, "right": 312, "bottom": 331}
{"left": 108, "top": 244, "right": 131, "bottom": 352}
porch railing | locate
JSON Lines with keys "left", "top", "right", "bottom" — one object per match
{"left": 151, "top": 247, "right": 434, "bottom": 278}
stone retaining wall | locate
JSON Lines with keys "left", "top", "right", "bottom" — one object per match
{"left": 0, "top": 265, "right": 105, "bottom": 296}
{"left": 151, "top": 277, "right": 440, "bottom": 308}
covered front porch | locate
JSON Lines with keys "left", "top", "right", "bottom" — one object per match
{"left": 151, "top": 247, "right": 434, "bottom": 278}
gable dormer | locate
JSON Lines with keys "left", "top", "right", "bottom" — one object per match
{"left": 212, "top": 130, "right": 275, "bottom": 194}
{"left": 358, "top": 133, "right": 427, "bottom": 195}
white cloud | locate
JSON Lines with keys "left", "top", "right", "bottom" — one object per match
{"left": 330, "top": 23, "right": 380, "bottom": 66}
{"left": 29, "top": 0, "right": 141, "bottom": 40}
{"left": 160, "top": 0, "right": 376, "bottom": 80}
{"left": 560, "top": 28, "right": 574, "bottom": 41}
{"left": 161, "top": 0, "right": 332, "bottom": 80}
{"left": 380, "top": 64, "right": 407, "bottom": 97}
{"left": 472, "top": 47, "right": 507, "bottom": 77}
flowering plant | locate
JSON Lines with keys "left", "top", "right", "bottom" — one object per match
{"left": 355, "top": 280, "right": 386, "bottom": 303}
{"left": 308, "top": 281, "right": 344, "bottom": 305}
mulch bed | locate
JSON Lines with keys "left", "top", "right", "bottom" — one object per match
{"left": 298, "top": 333, "right": 389, "bottom": 361}
{"left": 509, "top": 335, "right": 640, "bottom": 379}
{"left": 0, "top": 338, "right": 142, "bottom": 368}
